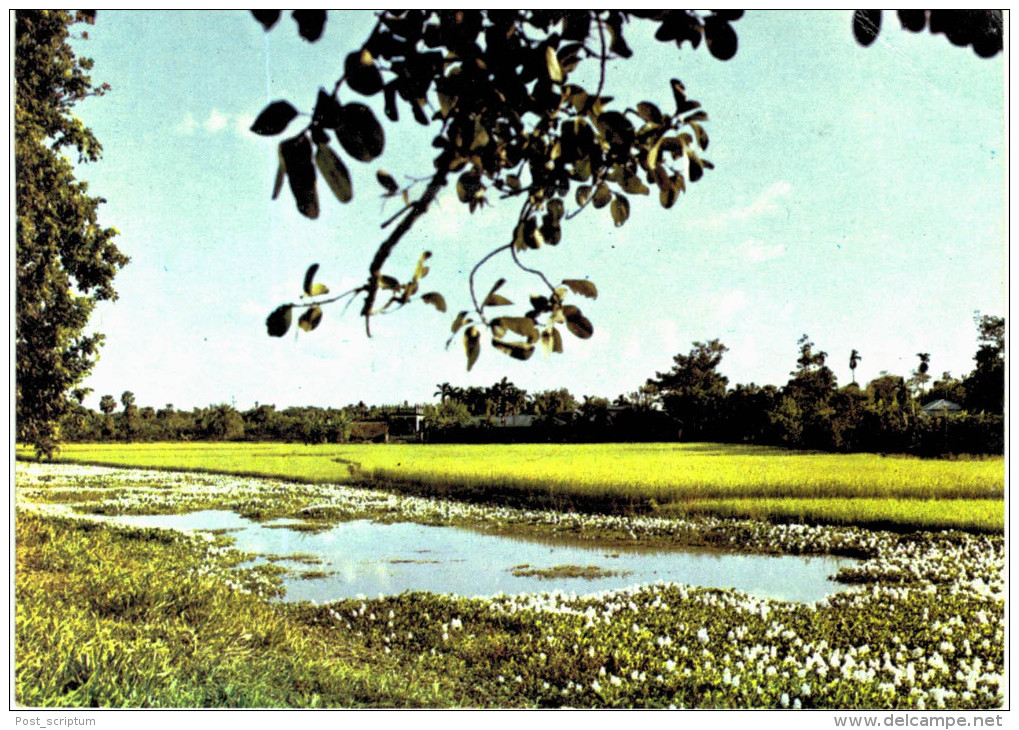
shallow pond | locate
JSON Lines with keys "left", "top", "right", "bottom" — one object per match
{"left": 102, "top": 510, "right": 857, "bottom": 603}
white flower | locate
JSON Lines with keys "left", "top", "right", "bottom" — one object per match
{"left": 780, "top": 693, "right": 790, "bottom": 708}
{"left": 697, "top": 628, "right": 710, "bottom": 644}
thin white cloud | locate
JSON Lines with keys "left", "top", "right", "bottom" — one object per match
{"left": 174, "top": 112, "right": 199, "bottom": 135}
{"left": 174, "top": 109, "right": 251, "bottom": 137}
{"left": 698, "top": 181, "right": 793, "bottom": 229}
{"left": 715, "top": 290, "right": 748, "bottom": 322}
{"left": 731, "top": 181, "right": 792, "bottom": 221}
{"left": 204, "top": 109, "right": 229, "bottom": 133}
{"left": 738, "top": 237, "right": 786, "bottom": 263}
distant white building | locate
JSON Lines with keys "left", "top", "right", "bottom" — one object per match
{"left": 921, "top": 399, "right": 962, "bottom": 416}
{"left": 469, "top": 414, "right": 538, "bottom": 429}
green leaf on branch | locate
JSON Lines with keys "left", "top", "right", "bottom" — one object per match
{"left": 344, "top": 50, "right": 383, "bottom": 95}
{"left": 335, "top": 103, "right": 385, "bottom": 162}
{"left": 562, "top": 279, "right": 598, "bottom": 299}
{"left": 450, "top": 310, "right": 470, "bottom": 335}
{"left": 298, "top": 306, "right": 324, "bottom": 331}
{"left": 493, "top": 338, "right": 536, "bottom": 361}
{"left": 421, "top": 292, "right": 447, "bottom": 313}
{"left": 660, "top": 179, "right": 679, "bottom": 209}
{"left": 545, "top": 45, "right": 564, "bottom": 83}
{"left": 636, "top": 101, "right": 663, "bottom": 124}
{"left": 272, "top": 147, "right": 286, "bottom": 200}
{"left": 492, "top": 316, "right": 539, "bottom": 343}
{"left": 252, "top": 10, "right": 281, "bottom": 31}
{"left": 623, "top": 172, "right": 650, "bottom": 195}
{"left": 280, "top": 134, "right": 319, "bottom": 219}
{"left": 266, "top": 305, "right": 293, "bottom": 337}
{"left": 303, "top": 263, "right": 320, "bottom": 296}
{"left": 484, "top": 293, "right": 513, "bottom": 307}
{"left": 611, "top": 194, "right": 630, "bottom": 227}
{"left": 464, "top": 326, "right": 480, "bottom": 371}
{"left": 563, "top": 305, "right": 594, "bottom": 339}
{"left": 541, "top": 327, "right": 564, "bottom": 354}
{"left": 704, "top": 17, "right": 738, "bottom": 60}
{"left": 251, "top": 100, "right": 299, "bottom": 136}
{"left": 414, "top": 251, "right": 432, "bottom": 281}
{"left": 312, "top": 89, "right": 343, "bottom": 129}
{"left": 314, "top": 144, "right": 353, "bottom": 203}
{"left": 690, "top": 121, "right": 709, "bottom": 151}
{"left": 688, "top": 155, "right": 704, "bottom": 183}
{"left": 484, "top": 278, "right": 506, "bottom": 302}
{"left": 376, "top": 169, "right": 399, "bottom": 195}
{"left": 292, "top": 10, "right": 327, "bottom": 42}
{"left": 853, "top": 9, "right": 882, "bottom": 47}
{"left": 670, "top": 78, "right": 687, "bottom": 108}
{"left": 592, "top": 182, "right": 612, "bottom": 209}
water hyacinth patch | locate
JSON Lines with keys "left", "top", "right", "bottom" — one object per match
{"left": 14, "top": 462, "right": 1004, "bottom": 709}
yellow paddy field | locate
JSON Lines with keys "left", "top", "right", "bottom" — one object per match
{"left": 19, "top": 442, "right": 1005, "bottom": 532}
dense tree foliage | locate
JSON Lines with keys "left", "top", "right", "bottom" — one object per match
{"left": 55, "top": 311, "right": 1003, "bottom": 455}
{"left": 962, "top": 314, "right": 1004, "bottom": 414}
{"left": 852, "top": 10, "right": 1003, "bottom": 57}
{"left": 254, "top": 10, "right": 743, "bottom": 370}
{"left": 15, "top": 10, "right": 128, "bottom": 457}
{"left": 252, "top": 9, "right": 1001, "bottom": 378}
{"left": 645, "top": 339, "right": 729, "bottom": 440}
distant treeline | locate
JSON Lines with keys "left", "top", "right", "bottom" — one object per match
{"left": 57, "top": 316, "right": 1004, "bottom": 456}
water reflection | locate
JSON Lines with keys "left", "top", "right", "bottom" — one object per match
{"left": 105, "top": 510, "right": 857, "bottom": 603}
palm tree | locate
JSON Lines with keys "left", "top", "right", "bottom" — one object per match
{"left": 917, "top": 353, "right": 930, "bottom": 375}
{"left": 849, "top": 349, "right": 862, "bottom": 385}
{"left": 433, "top": 382, "right": 454, "bottom": 404}
{"left": 99, "top": 394, "right": 117, "bottom": 438}
{"left": 914, "top": 353, "right": 932, "bottom": 402}
{"left": 98, "top": 394, "right": 117, "bottom": 416}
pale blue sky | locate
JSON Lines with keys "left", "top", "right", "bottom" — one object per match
{"left": 68, "top": 10, "right": 1005, "bottom": 410}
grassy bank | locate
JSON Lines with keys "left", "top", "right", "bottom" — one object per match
{"left": 14, "top": 511, "right": 454, "bottom": 707}
{"left": 20, "top": 442, "right": 1005, "bottom": 532}
{"left": 15, "top": 505, "right": 1004, "bottom": 708}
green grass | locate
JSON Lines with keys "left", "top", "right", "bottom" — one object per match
{"left": 14, "top": 511, "right": 454, "bottom": 707}
{"left": 509, "top": 564, "right": 631, "bottom": 580}
{"left": 14, "top": 510, "right": 1005, "bottom": 708}
{"left": 658, "top": 498, "right": 1005, "bottom": 534}
{"left": 18, "top": 441, "right": 1004, "bottom": 531}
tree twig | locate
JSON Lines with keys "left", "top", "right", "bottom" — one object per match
{"left": 379, "top": 201, "right": 415, "bottom": 229}
{"left": 282, "top": 285, "right": 365, "bottom": 310}
{"left": 360, "top": 150, "right": 453, "bottom": 336}
{"left": 595, "top": 13, "right": 608, "bottom": 100}
{"left": 468, "top": 243, "right": 512, "bottom": 324}
{"left": 510, "top": 244, "right": 556, "bottom": 293}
